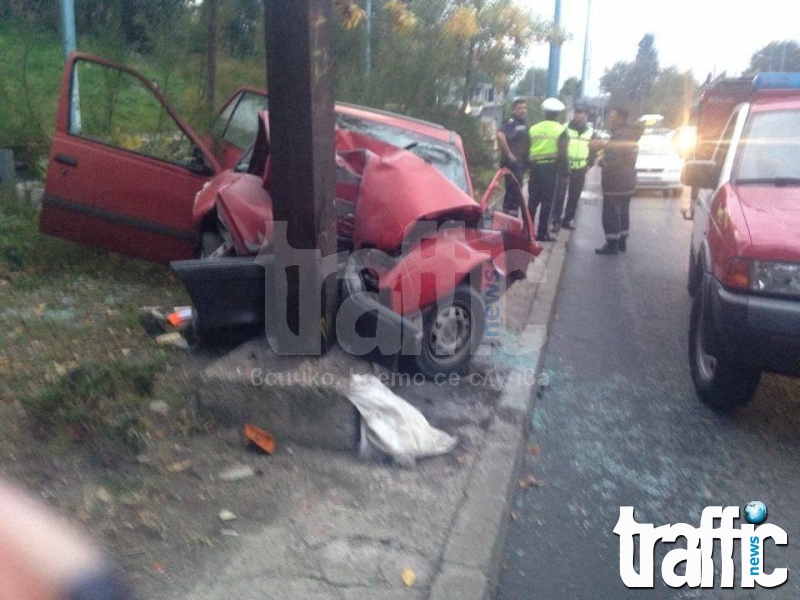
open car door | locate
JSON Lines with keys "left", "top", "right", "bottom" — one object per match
{"left": 206, "top": 87, "right": 268, "bottom": 171}
{"left": 41, "top": 53, "right": 222, "bottom": 264}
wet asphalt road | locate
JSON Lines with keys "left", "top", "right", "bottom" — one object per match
{"left": 495, "top": 171, "right": 800, "bottom": 599}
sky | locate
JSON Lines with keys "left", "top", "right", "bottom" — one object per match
{"left": 527, "top": 0, "right": 800, "bottom": 97}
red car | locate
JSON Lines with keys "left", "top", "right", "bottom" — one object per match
{"left": 40, "top": 53, "right": 540, "bottom": 376}
{"left": 683, "top": 72, "right": 800, "bottom": 408}
{"left": 40, "top": 52, "right": 473, "bottom": 264}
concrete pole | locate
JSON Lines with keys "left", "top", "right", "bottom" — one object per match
{"left": 547, "top": 0, "right": 562, "bottom": 97}
{"left": 60, "top": 0, "right": 77, "bottom": 57}
{"left": 60, "top": 0, "right": 80, "bottom": 130}
{"left": 365, "top": 0, "right": 372, "bottom": 80}
{"left": 264, "top": 0, "right": 337, "bottom": 355}
{"left": 580, "top": 0, "right": 592, "bottom": 98}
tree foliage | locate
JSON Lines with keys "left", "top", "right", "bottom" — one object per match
{"left": 745, "top": 41, "right": 800, "bottom": 76}
{"left": 598, "top": 34, "right": 697, "bottom": 127}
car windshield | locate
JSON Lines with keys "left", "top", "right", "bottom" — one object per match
{"left": 335, "top": 113, "right": 470, "bottom": 193}
{"left": 734, "top": 109, "right": 800, "bottom": 185}
{"left": 637, "top": 134, "right": 678, "bottom": 157}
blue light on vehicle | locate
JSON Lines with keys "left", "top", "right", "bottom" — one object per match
{"left": 752, "top": 72, "right": 800, "bottom": 91}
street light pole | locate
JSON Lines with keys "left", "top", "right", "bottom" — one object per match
{"left": 365, "top": 0, "right": 372, "bottom": 80}
{"left": 580, "top": 0, "right": 592, "bottom": 98}
{"left": 547, "top": 0, "right": 562, "bottom": 97}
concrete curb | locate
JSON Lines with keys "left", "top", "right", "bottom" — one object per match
{"left": 428, "top": 233, "right": 570, "bottom": 600}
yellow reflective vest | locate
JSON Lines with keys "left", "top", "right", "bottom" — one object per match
{"left": 528, "top": 120, "right": 565, "bottom": 163}
{"left": 566, "top": 125, "right": 594, "bottom": 169}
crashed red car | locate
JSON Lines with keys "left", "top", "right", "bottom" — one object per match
{"left": 40, "top": 53, "right": 473, "bottom": 264}
{"left": 40, "top": 53, "right": 540, "bottom": 376}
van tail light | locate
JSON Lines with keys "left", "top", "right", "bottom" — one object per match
{"left": 723, "top": 257, "right": 751, "bottom": 291}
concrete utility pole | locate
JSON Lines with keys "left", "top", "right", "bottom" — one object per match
{"left": 547, "top": 0, "right": 562, "bottom": 97}
{"left": 59, "top": 0, "right": 80, "bottom": 130}
{"left": 365, "top": 0, "right": 372, "bottom": 80}
{"left": 580, "top": 0, "right": 592, "bottom": 98}
{"left": 264, "top": 0, "right": 337, "bottom": 355}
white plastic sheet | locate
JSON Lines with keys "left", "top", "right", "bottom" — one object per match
{"left": 348, "top": 374, "right": 458, "bottom": 466}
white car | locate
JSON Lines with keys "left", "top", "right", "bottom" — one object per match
{"left": 635, "top": 133, "right": 684, "bottom": 197}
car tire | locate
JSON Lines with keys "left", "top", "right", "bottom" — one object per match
{"left": 688, "top": 281, "right": 760, "bottom": 410}
{"left": 415, "top": 283, "right": 485, "bottom": 378}
{"left": 686, "top": 248, "right": 701, "bottom": 297}
{"left": 671, "top": 187, "right": 683, "bottom": 198}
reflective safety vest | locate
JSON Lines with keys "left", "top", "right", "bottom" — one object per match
{"left": 528, "top": 120, "right": 565, "bottom": 163}
{"left": 567, "top": 125, "right": 594, "bottom": 169}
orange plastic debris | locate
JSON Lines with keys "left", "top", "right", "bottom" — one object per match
{"left": 244, "top": 423, "right": 276, "bottom": 455}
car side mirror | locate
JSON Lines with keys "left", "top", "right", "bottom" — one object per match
{"left": 681, "top": 160, "right": 719, "bottom": 190}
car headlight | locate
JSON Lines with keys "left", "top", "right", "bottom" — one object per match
{"left": 752, "top": 260, "right": 800, "bottom": 296}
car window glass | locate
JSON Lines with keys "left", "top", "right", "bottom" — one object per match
{"left": 712, "top": 114, "right": 737, "bottom": 168}
{"left": 69, "top": 60, "right": 202, "bottom": 168}
{"left": 335, "top": 113, "right": 469, "bottom": 193}
{"left": 734, "top": 110, "right": 800, "bottom": 181}
{"left": 211, "top": 91, "right": 269, "bottom": 151}
{"left": 638, "top": 135, "right": 679, "bottom": 157}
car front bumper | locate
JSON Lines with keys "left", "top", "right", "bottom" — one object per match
{"left": 635, "top": 171, "right": 682, "bottom": 190}
{"left": 710, "top": 277, "right": 800, "bottom": 376}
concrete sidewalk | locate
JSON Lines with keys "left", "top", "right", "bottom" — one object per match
{"left": 172, "top": 230, "right": 570, "bottom": 600}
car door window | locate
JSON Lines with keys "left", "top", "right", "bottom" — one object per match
{"left": 211, "top": 90, "right": 269, "bottom": 151}
{"left": 70, "top": 60, "right": 202, "bottom": 169}
{"left": 711, "top": 113, "right": 738, "bottom": 171}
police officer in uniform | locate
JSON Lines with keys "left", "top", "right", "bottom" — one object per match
{"left": 551, "top": 100, "right": 598, "bottom": 232}
{"left": 527, "top": 97, "right": 569, "bottom": 241}
{"left": 496, "top": 98, "right": 530, "bottom": 216}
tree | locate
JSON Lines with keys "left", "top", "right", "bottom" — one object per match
{"left": 651, "top": 67, "right": 698, "bottom": 127}
{"left": 745, "top": 41, "right": 800, "bottom": 76}
{"left": 514, "top": 67, "right": 547, "bottom": 98}
{"left": 441, "top": 0, "right": 561, "bottom": 111}
{"left": 559, "top": 76, "right": 580, "bottom": 101}
{"left": 599, "top": 34, "right": 660, "bottom": 117}
{"left": 629, "top": 34, "right": 659, "bottom": 115}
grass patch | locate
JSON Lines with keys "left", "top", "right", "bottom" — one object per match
{"left": 20, "top": 355, "right": 167, "bottom": 453}
{"left": 0, "top": 184, "right": 198, "bottom": 456}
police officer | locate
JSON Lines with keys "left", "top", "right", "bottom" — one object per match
{"left": 551, "top": 100, "right": 598, "bottom": 232}
{"left": 496, "top": 98, "right": 530, "bottom": 216}
{"left": 527, "top": 97, "right": 569, "bottom": 241}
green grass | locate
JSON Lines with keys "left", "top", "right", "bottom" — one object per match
{"left": 0, "top": 184, "right": 196, "bottom": 453}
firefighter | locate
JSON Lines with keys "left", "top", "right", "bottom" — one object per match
{"left": 595, "top": 106, "right": 644, "bottom": 255}
{"left": 527, "top": 97, "right": 569, "bottom": 242}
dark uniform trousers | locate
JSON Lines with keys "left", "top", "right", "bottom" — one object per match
{"left": 552, "top": 165, "right": 587, "bottom": 227}
{"left": 528, "top": 161, "right": 559, "bottom": 240}
{"left": 502, "top": 161, "right": 526, "bottom": 215}
{"left": 601, "top": 193, "right": 631, "bottom": 241}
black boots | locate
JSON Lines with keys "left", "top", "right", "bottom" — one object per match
{"left": 595, "top": 239, "right": 619, "bottom": 255}
{"left": 618, "top": 237, "right": 627, "bottom": 252}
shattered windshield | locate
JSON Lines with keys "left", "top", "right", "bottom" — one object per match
{"left": 734, "top": 109, "right": 800, "bottom": 183}
{"left": 335, "top": 113, "right": 470, "bottom": 193}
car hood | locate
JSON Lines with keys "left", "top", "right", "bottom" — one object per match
{"left": 737, "top": 185, "right": 800, "bottom": 261}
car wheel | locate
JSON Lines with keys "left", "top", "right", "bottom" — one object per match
{"left": 672, "top": 187, "right": 683, "bottom": 198}
{"left": 688, "top": 281, "right": 760, "bottom": 409}
{"left": 686, "top": 248, "right": 701, "bottom": 296}
{"left": 415, "top": 283, "right": 485, "bottom": 378}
